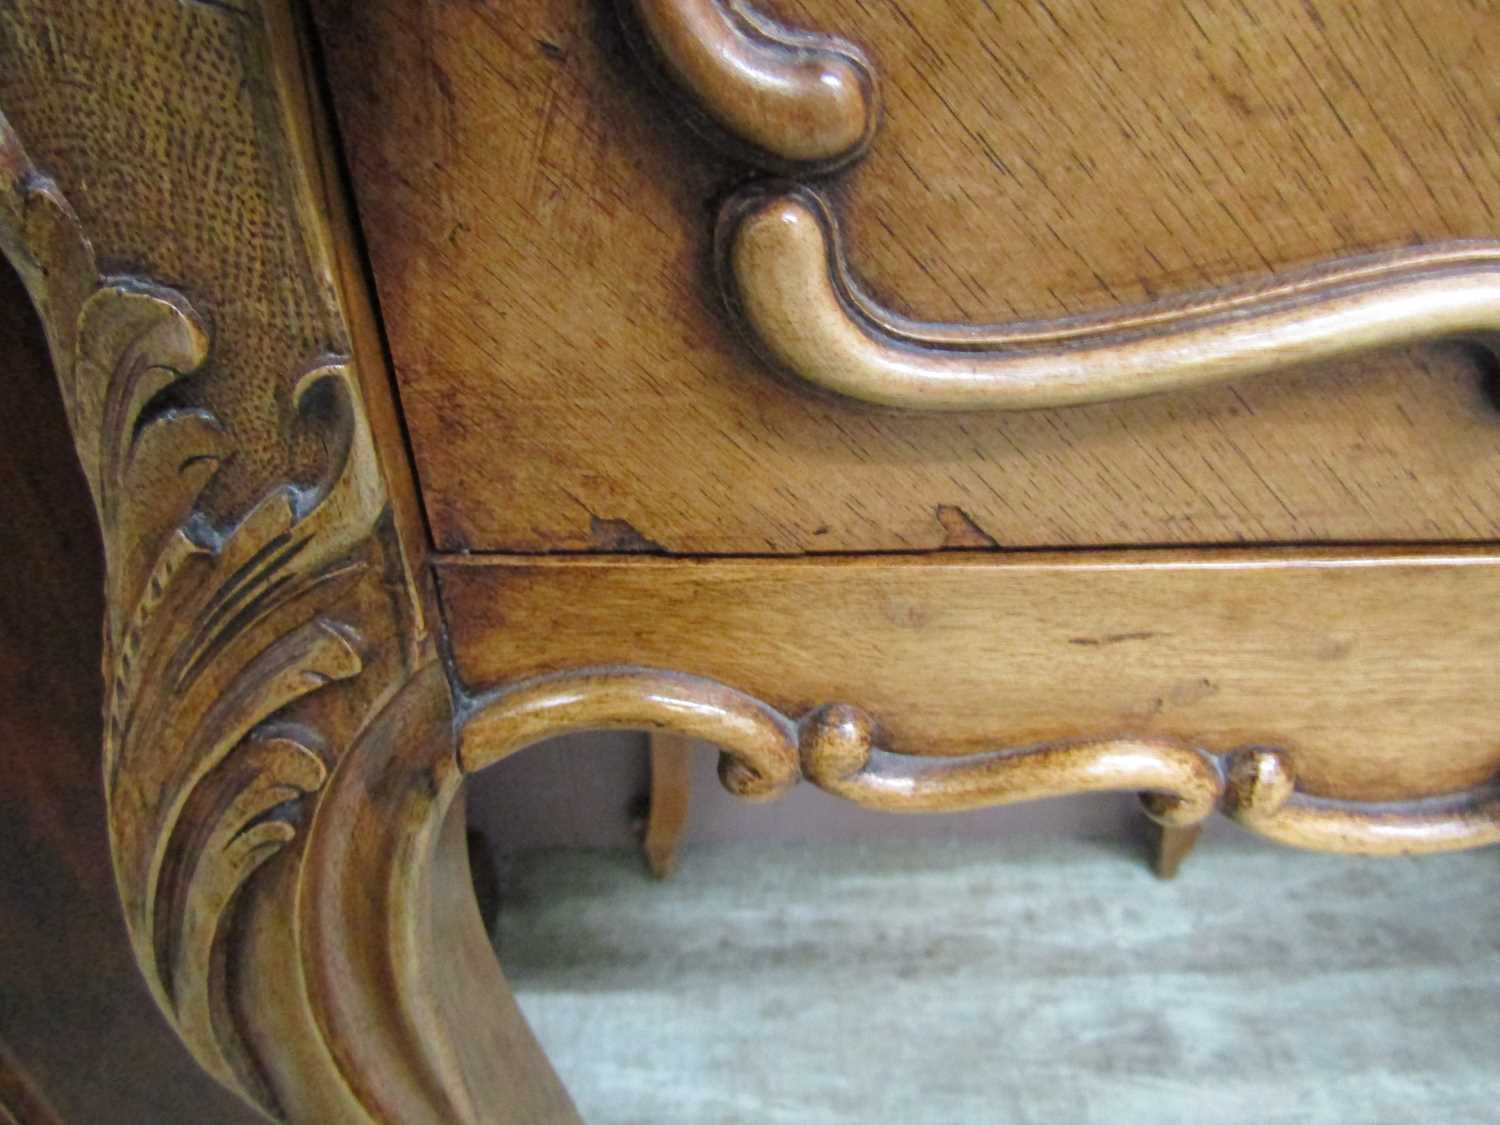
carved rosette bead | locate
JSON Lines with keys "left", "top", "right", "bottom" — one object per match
{"left": 798, "top": 703, "right": 878, "bottom": 787}
{"left": 462, "top": 670, "right": 1231, "bottom": 827}
{"left": 800, "top": 702, "right": 1227, "bottom": 821}
{"left": 1217, "top": 747, "right": 1500, "bottom": 854}
{"left": 1222, "top": 747, "right": 1298, "bottom": 820}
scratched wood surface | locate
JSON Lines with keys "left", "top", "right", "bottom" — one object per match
{"left": 438, "top": 550, "right": 1500, "bottom": 804}
{"left": 311, "top": 0, "right": 1500, "bottom": 554}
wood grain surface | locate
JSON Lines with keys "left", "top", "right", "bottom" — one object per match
{"left": 439, "top": 549, "right": 1500, "bottom": 805}
{"left": 312, "top": 0, "right": 1500, "bottom": 553}
{"left": 720, "top": 184, "right": 1500, "bottom": 411}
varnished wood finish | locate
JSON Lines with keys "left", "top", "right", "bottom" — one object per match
{"left": 800, "top": 711, "right": 1222, "bottom": 825}
{"left": 315, "top": 0, "right": 1500, "bottom": 554}
{"left": 1220, "top": 746, "right": 1500, "bottom": 855}
{"left": 462, "top": 667, "right": 801, "bottom": 800}
{"left": 722, "top": 184, "right": 1500, "bottom": 410}
{"left": 644, "top": 732, "right": 695, "bottom": 878}
{"left": 622, "top": 0, "right": 876, "bottom": 172}
{"left": 10, "top": 0, "right": 1500, "bottom": 1116}
{"left": 462, "top": 668, "right": 1224, "bottom": 825}
{"left": 665, "top": 2, "right": 1500, "bottom": 414}
{"left": 1, "top": 3, "right": 575, "bottom": 1121}
{"left": 455, "top": 658, "right": 1500, "bottom": 856}
{"left": 440, "top": 550, "right": 1500, "bottom": 811}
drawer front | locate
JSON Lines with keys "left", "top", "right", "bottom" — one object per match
{"left": 314, "top": 0, "right": 1500, "bottom": 554}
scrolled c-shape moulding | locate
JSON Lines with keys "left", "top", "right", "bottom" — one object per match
{"left": 458, "top": 666, "right": 802, "bottom": 801}
{"left": 460, "top": 668, "right": 1500, "bottom": 857}
{"left": 1217, "top": 747, "right": 1500, "bottom": 855}
{"left": 800, "top": 703, "right": 1224, "bottom": 826}
{"left": 622, "top": 0, "right": 878, "bottom": 172}
{"left": 717, "top": 183, "right": 1500, "bottom": 411}
{"left": 459, "top": 668, "right": 1226, "bottom": 828}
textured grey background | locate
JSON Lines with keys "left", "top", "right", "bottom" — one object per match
{"left": 497, "top": 836, "right": 1500, "bottom": 1125}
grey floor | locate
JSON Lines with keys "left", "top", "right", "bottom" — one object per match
{"left": 495, "top": 833, "right": 1500, "bottom": 1125}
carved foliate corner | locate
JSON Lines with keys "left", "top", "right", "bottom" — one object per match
{"left": 4, "top": 109, "right": 384, "bottom": 1109}
{"left": 2, "top": 1, "right": 580, "bottom": 1114}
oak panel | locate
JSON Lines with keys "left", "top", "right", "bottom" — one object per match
{"left": 313, "top": 0, "right": 1500, "bottom": 553}
{"left": 439, "top": 550, "right": 1500, "bottom": 804}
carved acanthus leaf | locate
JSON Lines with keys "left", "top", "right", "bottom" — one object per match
{"left": 2, "top": 110, "right": 385, "bottom": 1114}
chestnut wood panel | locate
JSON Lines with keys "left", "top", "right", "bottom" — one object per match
{"left": 438, "top": 549, "right": 1500, "bottom": 805}
{"left": 312, "top": 0, "right": 1500, "bottom": 554}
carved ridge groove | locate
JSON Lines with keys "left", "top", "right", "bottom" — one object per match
{"left": 626, "top": 7, "right": 1500, "bottom": 411}
{"left": 461, "top": 667, "right": 1500, "bottom": 855}
{"left": 717, "top": 183, "right": 1500, "bottom": 411}
{"left": 4, "top": 7, "right": 581, "bottom": 1119}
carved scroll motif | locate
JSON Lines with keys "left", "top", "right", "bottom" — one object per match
{"left": 718, "top": 185, "right": 1500, "bottom": 411}
{"left": 626, "top": 2, "right": 1500, "bottom": 412}
{"left": 462, "top": 667, "right": 1500, "bottom": 856}
{"left": 620, "top": 0, "right": 878, "bottom": 173}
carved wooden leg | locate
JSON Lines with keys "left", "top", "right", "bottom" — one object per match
{"left": 294, "top": 665, "right": 577, "bottom": 1123}
{"left": 0, "top": 5, "right": 578, "bottom": 1120}
{"left": 643, "top": 732, "right": 695, "bottom": 878}
{"left": 1150, "top": 823, "right": 1203, "bottom": 880}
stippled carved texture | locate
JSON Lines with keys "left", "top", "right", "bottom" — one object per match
{"left": 3, "top": 106, "right": 391, "bottom": 1119}
{"left": 0, "top": 0, "right": 347, "bottom": 519}
{"left": 0, "top": 4, "right": 570, "bottom": 1122}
